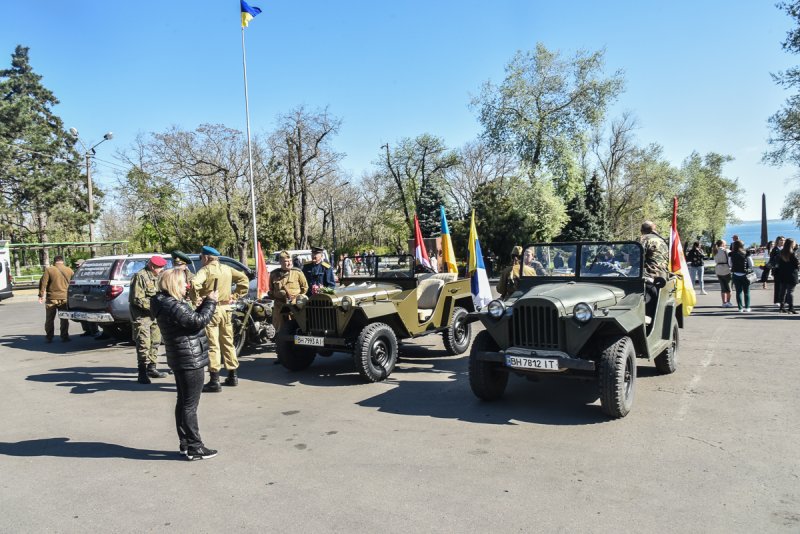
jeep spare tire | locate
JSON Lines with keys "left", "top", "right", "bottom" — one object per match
{"left": 598, "top": 336, "right": 636, "bottom": 418}
{"left": 443, "top": 306, "right": 472, "bottom": 355}
{"left": 468, "top": 331, "right": 508, "bottom": 401}
{"left": 354, "top": 322, "right": 397, "bottom": 382}
{"left": 276, "top": 320, "right": 316, "bottom": 371}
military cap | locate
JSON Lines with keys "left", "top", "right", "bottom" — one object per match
{"left": 278, "top": 250, "right": 291, "bottom": 260}
{"left": 510, "top": 246, "right": 523, "bottom": 258}
{"left": 150, "top": 255, "right": 167, "bottom": 268}
{"left": 200, "top": 245, "right": 220, "bottom": 257}
{"left": 310, "top": 246, "right": 325, "bottom": 254}
{"left": 171, "top": 250, "right": 192, "bottom": 265}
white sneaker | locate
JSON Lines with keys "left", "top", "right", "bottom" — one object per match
{"left": 723, "top": 302, "right": 733, "bottom": 308}
{"left": 738, "top": 308, "right": 744, "bottom": 312}
{"left": 701, "top": 290, "right": 708, "bottom": 295}
{"left": 745, "top": 308, "right": 751, "bottom": 312}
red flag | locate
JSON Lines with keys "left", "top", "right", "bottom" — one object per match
{"left": 669, "top": 197, "right": 696, "bottom": 315}
{"left": 413, "top": 214, "right": 431, "bottom": 268}
{"left": 256, "top": 242, "right": 269, "bottom": 299}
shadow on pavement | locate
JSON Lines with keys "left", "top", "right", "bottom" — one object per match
{"left": 0, "top": 437, "right": 176, "bottom": 461}
{"left": 26, "top": 366, "right": 175, "bottom": 394}
{"left": 0, "top": 334, "right": 132, "bottom": 354}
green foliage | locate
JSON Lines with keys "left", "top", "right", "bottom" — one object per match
{"left": 473, "top": 43, "right": 624, "bottom": 196}
{"left": 417, "top": 176, "right": 447, "bottom": 237}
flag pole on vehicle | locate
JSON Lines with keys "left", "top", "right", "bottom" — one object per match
{"left": 669, "top": 197, "right": 696, "bottom": 316}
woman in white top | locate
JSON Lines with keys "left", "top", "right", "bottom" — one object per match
{"left": 713, "top": 240, "right": 733, "bottom": 308}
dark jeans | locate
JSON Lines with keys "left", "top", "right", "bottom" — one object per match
{"left": 779, "top": 282, "right": 796, "bottom": 311}
{"left": 732, "top": 275, "right": 751, "bottom": 310}
{"left": 174, "top": 367, "right": 205, "bottom": 450}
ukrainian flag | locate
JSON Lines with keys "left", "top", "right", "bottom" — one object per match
{"left": 241, "top": 0, "right": 262, "bottom": 27}
{"left": 440, "top": 206, "right": 457, "bottom": 274}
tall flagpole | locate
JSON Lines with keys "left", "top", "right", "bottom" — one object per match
{"left": 241, "top": 26, "right": 260, "bottom": 282}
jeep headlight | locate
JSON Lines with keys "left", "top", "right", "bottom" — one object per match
{"left": 295, "top": 294, "right": 308, "bottom": 310}
{"left": 573, "top": 302, "right": 593, "bottom": 324}
{"left": 487, "top": 299, "right": 506, "bottom": 319}
{"left": 341, "top": 295, "right": 354, "bottom": 312}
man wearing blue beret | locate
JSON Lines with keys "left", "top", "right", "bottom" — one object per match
{"left": 190, "top": 245, "right": 249, "bottom": 392}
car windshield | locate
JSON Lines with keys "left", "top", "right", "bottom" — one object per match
{"left": 74, "top": 259, "right": 116, "bottom": 281}
{"left": 345, "top": 255, "right": 414, "bottom": 279}
{"left": 520, "top": 242, "right": 643, "bottom": 279}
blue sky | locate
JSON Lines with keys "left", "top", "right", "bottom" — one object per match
{"left": 0, "top": 1, "right": 795, "bottom": 220}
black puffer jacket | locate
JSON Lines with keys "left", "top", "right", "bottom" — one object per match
{"left": 151, "top": 292, "right": 216, "bottom": 371}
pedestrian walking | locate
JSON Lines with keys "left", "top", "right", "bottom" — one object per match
{"left": 769, "top": 236, "right": 786, "bottom": 307}
{"left": 774, "top": 238, "right": 799, "bottom": 314}
{"left": 38, "top": 255, "right": 74, "bottom": 343}
{"left": 268, "top": 251, "right": 308, "bottom": 332}
{"left": 713, "top": 240, "right": 733, "bottom": 308}
{"left": 760, "top": 240, "right": 774, "bottom": 289}
{"left": 190, "top": 246, "right": 249, "bottom": 392}
{"left": 151, "top": 267, "right": 219, "bottom": 460}
{"left": 685, "top": 241, "right": 707, "bottom": 294}
{"left": 129, "top": 255, "right": 168, "bottom": 383}
{"left": 728, "top": 240, "right": 754, "bottom": 312}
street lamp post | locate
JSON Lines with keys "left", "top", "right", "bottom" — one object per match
{"left": 70, "top": 129, "right": 113, "bottom": 257}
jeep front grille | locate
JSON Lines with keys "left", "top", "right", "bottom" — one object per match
{"left": 307, "top": 300, "right": 337, "bottom": 334}
{"left": 511, "top": 302, "right": 560, "bottom": 349}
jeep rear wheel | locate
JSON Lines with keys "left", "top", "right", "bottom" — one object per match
{"left": 468, "top": 331, "right": 508, "bottom": 401}
{"left": 654, "top": 323, "right": 679, "bottom": 374}
{"left": 276, "top": 320, "right": 316, "bottom": 371}
{"left": 598, "top": 336, "right": 636, "bottom": 418}
{"left": 443, "top": 306, "right": 471, "bottom": 355}
{"left": 354, "top": 322, "right": 397, "bottom": 382}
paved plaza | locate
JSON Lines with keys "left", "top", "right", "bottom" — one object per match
{"left": 0, "top": 285, "right": 798, "bottom": 532}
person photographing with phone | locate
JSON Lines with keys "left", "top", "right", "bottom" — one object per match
{"left": 189, "top": 246, "right": 249, "bottom": 392}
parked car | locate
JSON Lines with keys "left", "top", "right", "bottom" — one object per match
{"left": 0, "top": 240, "right": 13, "bottom": 302}
{"left": 275, "top": 255, "right": 474, "bottom": 382}
{"left": 468, "top": 241, "right": 683, "bottom": 419}
{"left": 60, "top": 253, "right": 256, "bottom": 338}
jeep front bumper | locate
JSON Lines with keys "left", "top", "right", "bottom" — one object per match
{"left": 474, "top": 347, "right": 596, "bottom": 372}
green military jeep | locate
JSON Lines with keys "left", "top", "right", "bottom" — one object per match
{"left": 469, "top": 241, "right": 683, "bottom": 418}
{"left": 276, "top": 255, "right": 475, "bottom": 382}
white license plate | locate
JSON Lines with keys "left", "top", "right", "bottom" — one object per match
{"left": 506, "top": 355, "right": 559, "bottom": 371}
{"left": 294, "top": 335, "right": 324, "bottom": 347}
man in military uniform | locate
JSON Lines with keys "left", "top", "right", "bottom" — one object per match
{"left": 640, "top": 221, "right": 670, "bottom": 318}
{"left": 190, "top": 245, "right": 249, "bottom": 392}
{"left": 129, "top": 255, "right": 167, "bottom": 384}
{"left": 38, "top": 255, "right": 74, "bottom": 343}
{"left": 302, "top": 246, "right": 335, "bottom": 295}
{"left": 171, "top": 250, "right": 195, "bottom": 300}
{"left": 497, "top": 246, "right": 537, "bottom": 299}
{"left": 268, "top": 250, "right": 309, "bottom": 332}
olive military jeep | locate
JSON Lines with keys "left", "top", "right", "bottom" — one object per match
{"left": 276, "top": 255, "right": 474, "bottom": 382}
{"left": 469, "top": 241, "right": 683, "bottom": 418}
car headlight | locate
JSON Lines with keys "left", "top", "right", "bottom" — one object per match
{"left": 341, "top": 295, "right": 354, "bottom": 312}
{"left": 295, "top": 294, "right": 308, "bottom": 309}
{"left": 487, "top": 299, "right": 506, "bottom": 319}
{"left": 573, "top": 302, "right": 593, "bottom": 324}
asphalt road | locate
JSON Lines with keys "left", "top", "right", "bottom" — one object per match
{"left": 0, "top": 286, "right": 798, "bottom": 533}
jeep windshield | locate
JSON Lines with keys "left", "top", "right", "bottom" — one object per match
{"left": 521, "top": 242, "right": 643, "bottom": 279}
{"left": 345, "top": 255, "right": 415, "bottom": 279}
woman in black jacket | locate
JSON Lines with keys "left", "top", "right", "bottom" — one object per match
{"left": 775, "top": 238, "right": 799, "bottom": 314}
{"left": 151, "top": 268, "right": 218, "bottom": 460}
{"left": 770, "top": 236, "right": 786, "bottom": 305}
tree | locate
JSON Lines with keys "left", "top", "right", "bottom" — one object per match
{"left": 583, "top": 171, "right": 608, "bottom": 239}
{"left": 0, "top": 45, "right": 87, "bottom": 264}
{"left": 766, "top": 2, "right": 800, "bottom": 227}
{"left": 416, "top": 174, "right": 447, "bottom": 237}
{"left": 473, "top": 43, "right": 624, "bottom": 197}
{"left": 557, "top": 194, "right": 593, "bottom": 241}
{"left": 376, "top": 134, "right": 459, "bottom": 233}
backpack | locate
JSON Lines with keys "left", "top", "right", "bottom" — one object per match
{"left": 714, "top": 249, "right": 731, "bottom": 276}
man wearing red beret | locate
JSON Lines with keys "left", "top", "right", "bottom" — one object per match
{"left": 129, "top": 255, "right": 167, "bottom": 384}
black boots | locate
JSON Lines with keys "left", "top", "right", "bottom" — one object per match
{"left": 146, "top": 363, "right": 167, "bottom": 379}
{"left": 137, "top": 364, "right": 151, "bottom": 384}
{"left": 202, "top": 371, "right": 222, "bottom": 393}
{"left": 224, "top": 369, "right": 238, "bottom": 387}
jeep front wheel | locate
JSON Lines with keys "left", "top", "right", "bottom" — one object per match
{"left": 354, "top": 323, "right": 397, "bottom": 382}
{"left": 443, "top": 306, "right": 472, "bottom": 355}
{"left": 468, "top": 331, "right": 508, "bottom": 401}
{"left": 654, "top": 323, "right": 679, "bottom": 374}
{"left": 275, "top": 320, "right": 316, "bottom": 371}
{"left": 598, "top": 336, "right": 636, "bottom": 418}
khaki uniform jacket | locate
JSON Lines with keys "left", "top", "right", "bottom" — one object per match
{"left": 190, "top": 259, "right": 249, "bottom": 304}
{"left": 129, "top": 267, "right": 159, "bottom": 317}
{"left": 268, "top": 268, "right": 308, "bottom": 303}
{"left": 497, "top": 263, "right": 536, "bottom": 299}
{"left": 641, "top": 233, "right": 670, "bottom": 279}
{"left": 38, "top": 264, "right": 74, "bottom": 301}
